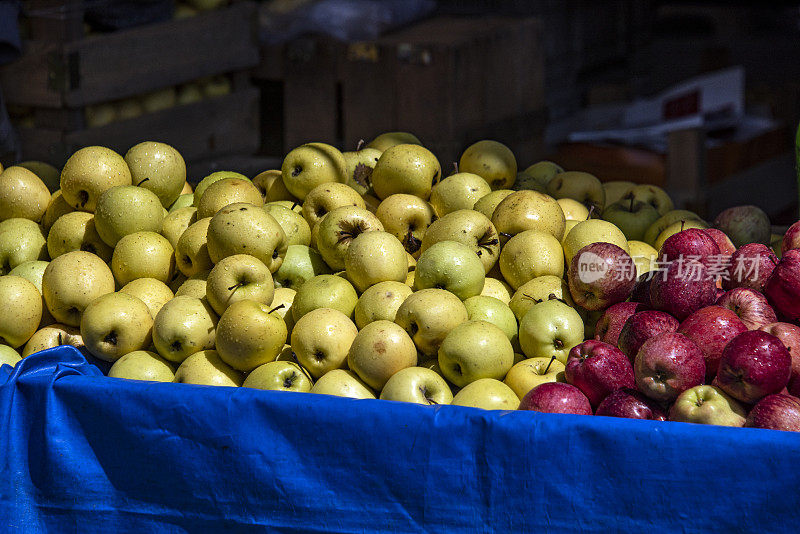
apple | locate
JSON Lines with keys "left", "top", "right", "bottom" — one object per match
{"left": 721, "top": 243, "right": 776, "bottom": 293}
{"left": 429, "top": 172, "right": 491, "bottom": 216}
{"left": 643, "top": 209, "right": 705, "bottom": 246}
{"left": 421, "top": 210, "right": 500, "bottom": 273}
{"left": 371, "top": 144, "right": 441, "bottom": 200}
{"left": 518, "top": 161, "right": 563, "bottom": 191}
{"left": 508, "top": 275, "right": 573, "bottom": 321}
{"left": 499, "top": 230, "right": 564, "bottom": 290}
{"left": 272, "top": 244, "right": 331, "bottom": 291}
{"left": 310, "top": 369, "right": 375, "bottom": 399}
{"left": 451, "top": 378, "right": 519, "bottom": 410}
{"left": 545, "top": 171, "right": 605, "bottom": 215}
{"left": 414, "top": 240, "right": 485, "bottom": 300}
{"left": 205, "top": 254, "right": 274, "bottom": 316}
{"left": 42, "top": 191, "right": 73, "bottom": 230}
{"left": 94, "top": 185, "right": 164, "bottom": 246}
{"left": 22, "top": 323, "right": 83, "bottom": 356}
{"left": 161, "top": 206, "right": 197, "bottom": 248}
{"left": 503, "top": 356, "right": 565, "bottom": 399}
{"left": 626, "top": 184, "right": 673, "bottom": 216}
{"left": 653, "top": 220, "right": 710, "bottom": 252}
{"left": 301, "top": 182, "right": 365, "bottom": 228}
{"left": 207, "top": 203, "right": 288, "bottom": 272}
{"left": 594, "top": 388, "right": 667, "bottom": 420}
{"left": 107, "top": 350, "right": 175, "bottom": 382}
{"left": 458, "top": 140, "right": 517, "bottom": 190}
{"left": 342, "top": 146, "right": 382, "bottom": 195}
{"left": 472, "top": 189, "right": 513, "bottom": 220}
{"left": 379, "top": 367, "right": 453, "bottom": 405}
{"left": 243, "top": 360, "right": 313, "bottom": 393}
{"left": 344, "top": 231, "right": 408, "bottom": 292}
{"left": 46, "top": 211, "right": 112, "bottom": 262}
{"left": 781, "top": 220, "right": 800, "bottom": 253}
{"left": 173, "top": 350, "right": 243, "bottom": 387}
{"left": 562, "top": 219, "right": 629, "bottom": 266}
{"left": 175, "top": 217, "right": 213, "bottom": 277}
{"left": 481, "top": 277, "right": 513, "bottom": 304}
{"left": 634, "top": 332, "right": 705, "bottom": 402}
{"left": 677, "top": 306, "right": 748, "bottom": 381}
{"left": 463, "top": 295, "right": 518, "bottom": 348}
{"left": 394, "top": 288, "right": 468, "bottom": 357}
{"left": 152, "top": 296, "right": 217, "bottom": 363}
{"left": 567, "top": 242, "right": 636, "bottom": 311}
{"left": 264, "top": 204, "right": 312, "bottom": 247}
{"left": 602, "top": 181, "right": 635, "bottom": 208}
{"left": 758, "top": 322, "right": 800, "bottom": 396}
{"left": 649, "top": 258, "right": 716, "bottom": 321}
{"left": 169, "top": 194, "right": 195, "bottom": 212}
{"left": 657, "top": 228, "right": 720, "bottom": 268}
{"left": 713, "top": 205, "right": 771, "bottom": 247}
{"left": 764, "top": 249, "right": 800, "bottom": 322}
{"left": 119, "top": 278, "right": 174, "bottom": 318}
{"left": 518, "top": 382, "right": 592, "bottom": 415}
{"left": 437, "top": 320, "right": 514, "bottom": 387}
{"left": 744, "top": 393, "right": 800, "bottom": 431}
{"left": 716, "top": 287, "right": 778, "bottom": 329}
{"left": 374, "top": 193, "right": 436, "bottom": 257}
{"left": 80, "top": 292, "right": 153, "bottom": 362}
{"left": 252, "top": 169, "right": 297, "bottom": 203}
{"left": 594, "top": 302, "right": 648, "bottom": 346}
{"left": 0, "top": 166, "right": 51, "bottom": 222}
{"left": 716, "top": 330, "right": 791, "bottom": 404}
{"left": 193, "top": 171, "right": 249, "bottom": 206}
{"left": 348, "top": 320, "right": 417, "bottom": 390}
{"left": 669, "top": 385, "right": 747, "bottom": 427}
{"left": 366, "top": 131, "right": 422, "bottom": 152}
{"left": 315, "top": 206, "right": 383, "bottom": 271}
{"left": 111, "top": 231, "right": 176, "bottom": 286}
{"left": 59, "top": 146, "right": 132, "bottom": 212}
{"left": 518, "top": 299, "right": 584, "bottom": 364}
{"left": 215, "top": 300, "right": 287, "bottom": 372}
{"left": 491, "top": 190, "right": 566, "bottom": 242}
{"left": 353, "top": 281, "right": 412, "bottom": 329}
{"left": 601, "top": 198, "right": 660, "bottom": 241}
{"left": 0, "top": 218, "right": 48, "bottom": 274}
{"left": 556, "top": 198, "right": 589, "bottom": 221}
{"left": 281, "top": 143, "right": 347, "bottom": 201}
{"left": 124, "top": 141, "right": 186, "bottom": 209}
{"left": 617, "top": 310, "right": 680, "bottom": 363}
{"left": 291, "top": 307, "right": 358, "bottom": 379}
{"left": 17, "top": 160, "right": 60, "bottom": 193}
{"left": 196, "top": 178, "right": 264, "bottom": 219}
{"left": 41, "top": 251, "right": 115, "bottom": 327}
{"left": 564, "top": 340, "right": 635, "bottom": 407}
{"left": 0, "top": 275, "right": 42, "bottom": 348}
{"left": 0, "top": 345, "right": 21, "bottom": 367}
{"left": 291, "top": 274, "right": 358, "bottom": 321}
{"left": 704, "top": 228, "right": 736, "bottom": 257}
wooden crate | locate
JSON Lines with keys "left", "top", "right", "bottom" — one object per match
{"left": 15, "top": 87, "right": 260, "bottom": 169}
{"left": 255, "top": 16, "right": 546, "bottom": 166}
{"left": 1, "top": 2, "right": 259, "bottom": 109}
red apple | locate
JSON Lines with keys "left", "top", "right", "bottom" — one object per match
{"left": 629, "top": 273, "right": 652, "bottom": 306}
{"left": 594, "top": 302, "right": 648, "bottom": 346}
{"left": 564, "top": 340, "right": 635, "bottom": 407}
{"left": 634, "top": 332, "right": 705, "bottom": 403}
{"left": 649, "top": 259, "right": 717, "bottom": 321}
{"left": 567, "top": 243, "right": 636, "bottom": 311}
{"left": 677, "top": 305, "right": 748, "bottom": 381}
{"left": 658, "top": 228, "right": 720, "bottom": 267}
{"left": 744, "top": 393, "right": 800, "bottom": 431}
{"left": 618, "top": 310, "right": 680, "bottom": 363}
{"left": 704, "top": 228, "right": 736, "bottom": 257}
{"left": 764, "top": 249, "right": 800, "bottom": 322}
{"left": 716, "top": 287, "right": 778, "bottom": 329}
{"left": 716, "top": 330, "right": 791, "bottom": 404}
{"left": 758, "top": 322, "right": 800, "bottom": 396}
{"left": 781, "top": 220, "right": 800, "bottom": 253}
{"left": 518, "top": 382, "right": 593, "bottom": 415}
{"left": 594, "top": 388, "right": 667, "bottom": 420}
{"left": 722, "top": 243, "right": 777, "bottom": 292}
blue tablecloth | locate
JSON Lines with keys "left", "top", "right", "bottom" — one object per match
{"left": 1, "top": 346, "right": 798, "bottom": 532}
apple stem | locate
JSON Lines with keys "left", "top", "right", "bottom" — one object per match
{"left": 587, "top": 205, "right": 595, "bottom": 220}
{"left": 269, "top": 303, "right": 286, "bottom": 314}
{"left": 227, "top": 282, "right": 244, "bottom": 292}
{"left": 356, "top": 139, "right": 365, "bottom": 151}
{"left": 291, "top": 201, "right": 300, "bottom": 211}
{"left": 57, "top": 333, "right": 62, "bottom": 346}
{"left": 290, "top": 351, "right": 314, "bottom": 381}
{"left": 136, "top": 178, "right": 150, "bottom": 186}
{"left": 452, "top": 162, "right": 458, "bottom": 175}
{"left": 544, "top": 355, "right": 556, "bottom": 374}
{"left": 681, "top": 220, "right": 685, "bottom": 232}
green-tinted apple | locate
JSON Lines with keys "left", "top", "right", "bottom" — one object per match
{"left": 152, "top": 296, "right": 217, "bottom": 363}
{"left": 173, "top": 349, "right": 242, "bottom": 387}
{"left": 498, "top": 230, "right": 564, "bottom": 289}
{"left": 315, "top": 206, "right": 383, "bottom": 271}
{"left": 0, "top": 275, "right": 42, "bottom": 347}
{"left": 348, "top": 320, "right": 417, "bottom": 390}
{"left": 243, "top": 360, "right": 312, "bottom": 393}
{"left": 518, "top": 299, "right": 584, "bottom": 363}
{"left": 0, "top": 166, "right": 51, "bottom": 222}
{"left": 59, "top": 146, "right": 132, "bottom": 212}
{"left": 420, "top": 209, "right": 500, "bottom": 273}
{"left": 394, "top": 288, "right": 468, "bottom": 357}
{"left": 196, "top": 177, "right": 263, "bottom": 219}
{"left": 459, "top": 140, "right": 517, "bottom": 190}
{"left": 80, "top": 292, "right": 153, "bottom": 362}
{"left": 205, "top": 254, "right": 274, "bottom": 316}
{"left": 504, "top": 356, "right": 566, "bottom": 399}
{"left": 42, "top": 251, "right": 115, "bottom": 327}
{"left": 206, "top": 203, "right": 287, "bottom": 272}
{"left": 108, "top": 350, "right": 175, "bottom": 382}
{"left": 438, "top": 320, "right": 514, "bottom": 387}
{"left": 302, "top": 182, "right": 365, "bottom": 228}
{"left": 310, "top": 369, "right": 375, "bottom": 399}
{"left": 22, "top": 323, "right": 83, "bottom": 356}
{"left": 125, "top": 141, "right": 186, "bottom": 209}
{"left": 429, "top": 172, "right": 491, "bottom": 216}
{"left": 414, "top": 241, "right": 485, "bottom": 300}
{"left": 291, "top": 307, "right": 358, "bottom": 378}
{"left": 353, "top": 281, "right": 412, "bottom": 329}
{"left": 380, "top": 367, "right": 453, "bottom": 405}
{"left": 94, "top": 185, "right": 164, "bottom": 246}
{"left": 291, "top": 274, "right": 358, "bottom": 321}
{"left": 119, "top": 277, "right": 174, "bottom": 318}
{"left": 370, "top": 144, "right": 441, "bottom": 200}
{"left": 344, "top": 231, "right": 407, "bottom": 292}
{"left": 281, "top": 142, "right": 348, "bottom": 201}
{"left": 366, "top": 131, "right": 422, "bottom": 152}
{"left": 161, "top": 206, "right": 197, "bottom": 248}
{"left": 264, "top": 204, "right": 311, "bottom": 247}
{"left": 0, "top": 218, "right": 47, "bottom": 274}
{"left": 215, "top": 300, "right": 286, "bottom": 372}
{"left": 46, "top": 211, "right": 113, "bottom": 261}
{"left": 491, "top": 190, "right": 566, "bottom": 242}
{"left": 451, "top": 378, "right": 519, "bottom": 410}
{"left": 193, "top": 171, "right": 250, "bottom": 207}
{"left": 464, "top": 295, "right": 518, "bottom": 348}
{"left": 112, "top": 231, "right": 175, "bottom": 286}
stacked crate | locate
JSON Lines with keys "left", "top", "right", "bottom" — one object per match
{"left": 0, "top": 1, "right": 261, "bottom": 167}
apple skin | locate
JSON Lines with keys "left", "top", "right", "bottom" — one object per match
{"left": 781, "top": 220, "right": 800, "bottom": 253}
{"left": 712, "top": 205, "right": 771, "bottom": 248}
{"left": 634, "top": 332, "right": 705, "bottom": 403}
{"left": 677, "top": 306, "right": 748, "bottom": 381}
{"left": 629, "top": 272, "right": 652, "bottom": 306}
{"left": 594, "top": 302, "right": 648, "bottom": 346}
{"left": 657, "top": 228, "right": 720, "bottom": 268}
{"left": 518, "top": 382, "right": 593, "bottom": 415}
{"left": 716, "top": 330, "right": 791, "bottom": 404}
{"left": 704, "top": 228, "right": 736, "bottom": 257}
{"left": 668, "top": 385, "right": 747, "bottom": 427}
{"left": 723, "top": 243, "right": 778, "bottom": 292}
{"left": 567, "top": 242, "right": 636, "bottom": 311}
{"left": 595, "top": 388, "right": 667, "bottom": 420}
{"left": 617, "top": 310, "right": 679, "bottom": 363}
{"left": 564, "top": 340, "right": 635, "bottom": 408}
{"left": 649, "top": 259, "right": 717, "bottom": 321}
{"left": 716, "top": 287, "right": 778, "bottom": 330}
{"left": 744, "top": 393, "right": 800, "bottom": 432}
{"left": 758, "top": 322, "right": 800, "bottom": 397}
{"left": 764, "top": 249, "right": 800, "bottom": 322}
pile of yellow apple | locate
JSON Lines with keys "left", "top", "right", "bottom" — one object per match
{"left": 0, "top": 133, "right": 745, "bottom": 410}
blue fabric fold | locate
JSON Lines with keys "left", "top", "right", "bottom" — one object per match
{"left": 1, "top": 345, "right": 799, "bottom": 532}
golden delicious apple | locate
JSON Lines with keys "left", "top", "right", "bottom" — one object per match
{"left": 252, "top": 169, "right": 297, "bottom": 203}
{"left": 310, "top": 369, "right": 375, "bottom": 399}
{"left": 0, "top": 166, "right": 51, "bottom": 222}
{"left": 175, "top": 217, "right": 212, "bottom": 277}
{"left": 152, "top": 296, "right": 217, "bottom": 363}
{"left": 243, "top": 361, "right": 312, "bottom": 393}
{"left": 161, "top": 206, "right": 197, "bottom": 248}
{"left": 603, "top": 181, "right": 635, "bottom": 208}
{"left": 499, "top": 230, "right": 564, "bottom": 289}
{"left": 42, "top": 251, "right": 115, "bottom": 327}
{"left": 429, "top": 172, "right": 491, "bottom": 216}
{"left": 215, "top": 300, "right": 287, "bottom": 372}
{"left": 94, "top": 185, "right": 165, "bottom": 246}
{"left": 196, "top": 178, "right": 263, "bottom": 219}
{"left": 420, "top": 210, "right": 500, "bottom": 273}
{"left": 366, "top": 131, "right": 422, "bottom": 152}
{"left": 120, "top": 278, "right": 174, "bottom": 318}
{"left": 546, "top": 171, "right": 605, "bottom": 215}
{"left": 42, "top": 191, "right": 74, "bottom": 230}
{"left": 173, "top": 350, "right": 242, "bottom": 387}
{"left": 557, "top": 198, "right": 590, "bottom": 221}
{"left": 291, "top": 307, "right": 358, "bottom": 379}
{"left": 653, "top": 219, "right": 709, "bottom": 251}
{"left": 342, "top": 146, "right": 382, "bottom": 195}
{"left": 459, "top": 140, "right": 517, "bottom": 190}
{"left": 315, "top": 205, "right": 383, "bottom": 271}
{"left": 522, "top": 161, "right": 564, "bottom": 190}
{"left": 562, "top": 219, "right": 629, "bottom": 265}
{"left": 60, "top": 146, "right": 132, "bottom": 212}
{"left": 193, "top": 171, "right": 250, "bottom": 207}
{"left": 473, "top": 189, "right": 514, "bottom": 220}
{"left": 0, "top": 218, "right": 48, "bottom": 274}
{"left": 374, "top": 193, "right": 436, "bottom": 257}
{"left": 642, "top": 209, "right": 705, "bottom": 246}
{"left": 380, "top": 367, "right": 453, "bottom": 405}
{"left": 628, "top": 240, "right": 658, "bottom": 276}
{"left": 169, "top": 193, "right": 195, "bottom": 212}
{"left": 108, "top": 350, "right": 175, "bottom": 382}
{"left": 370, "top": 144, "right": 441, "bottom": 200}
{"left": 504, "top": 357, "right": 566, "bottom": 399}
{"left": 518, "top": 299, "right": 584, "bottom": 364}
{"left": 18, "top": 161, "right": 60, "bottom": 193}
{"left": 438, "top": 320, "right": 514, "bottom": 387}
{"left": 111, "top": 231, "right": 176, "bottom": 286}
{"left": 272, "top": 245, "right": 331, "bottom": 291}
{"left": 353, "top": 280, "right": 413, "bottom": 329}
{"left": 509, "top": 276, "right": 574, "bottom": 321}
{"left": 0, "top": 275, "right": 42, "bottom": 347}
{"left": 491, "top": 190, "right": 566, "bottom": 242}
{"left": 0, "top": 345, "right": 21, "bottom": 367}
{"left": 344, "top": 231, "right": 407, "bottom": 292}
{"left": 124, "top": 141, "right": 186, "bottom": 209}
{"left": 302, "top": 182, "right": 365, "bottom": 228}
{"left": 414, "top": 241, "right": 485, "bottom": 300}
{"left": 627, "top": 184, "right": 674, "bottom": 215}
{"left": 348, "top": 320, "right": 417, "bottom": 390}
{"left": 206, "top": 203, "right": 288, "bottom": 273}
{"left": 480, "top": 277, "right": 513, "bottom": 304}
{"left": 281, "top": 142, "right": 348, "bottom": 201}
{"left": 451, "top": 378, "right": 519, "bottom": 410}
{"left": 394, "top": 288, "right": 468, "bottom": 357}
{"left": 264, "top": 204, "right": 311, "bottom": 247}
{"left": 80, "top": 292, "right": 154, "bottom": 362}
{"left": 291, "top": 274, "right": 358, "bottom": 321}
{"left": 205, "top": 254, "right": 274, "bottom": 316}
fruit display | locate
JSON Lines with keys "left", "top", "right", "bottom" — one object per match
{"left": 2, "top": 133, "right": 800, "bottom": 434}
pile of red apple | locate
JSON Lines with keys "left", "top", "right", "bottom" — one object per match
{"left": 1, "top": 131, "right": 800, "bottom": 433}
